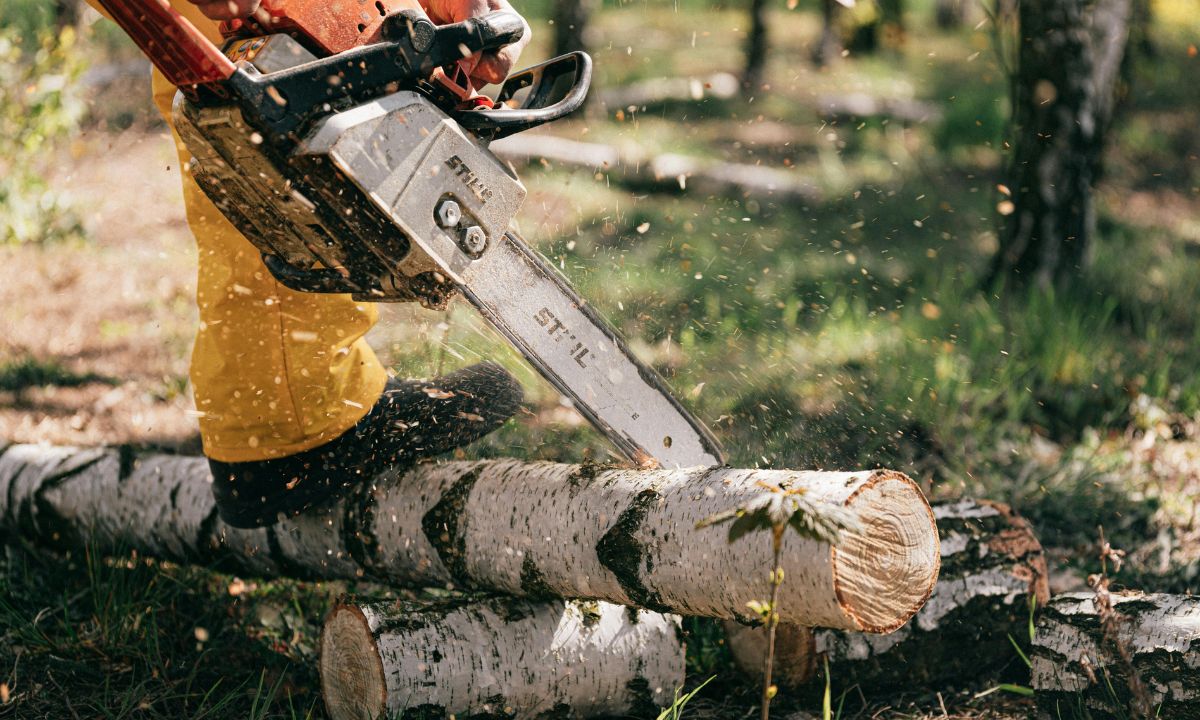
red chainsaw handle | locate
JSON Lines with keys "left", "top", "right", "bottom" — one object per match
{"left": 96, "top": 0, "right": 235, "bottom": 88}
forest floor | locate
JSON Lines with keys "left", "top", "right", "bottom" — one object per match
{"left": 2, "top": 1, "right": 1200, "bottom": 718}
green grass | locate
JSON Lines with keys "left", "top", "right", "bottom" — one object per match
{"left": 0, "top": 355, "right": 115, "bottom": 393}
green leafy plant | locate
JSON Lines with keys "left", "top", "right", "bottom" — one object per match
{"left": 697, "top": 480, "right": 860, "bottom": 720}
{"left": 656, "top": 675, "right": 715, "bottom": 720}
{"left": 0, "top": 25, "right": 86, "bottom": 245}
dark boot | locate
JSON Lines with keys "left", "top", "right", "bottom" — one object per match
{"left": 207, "top": 362, "right": 523, "bottom": 528}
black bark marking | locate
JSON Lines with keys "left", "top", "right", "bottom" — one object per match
{"left": 596, "top": 488, "right": 670, "bottom": 613}
{"left": 265, "top": 525, "right": 318, "bottom": 581}
{"left": 421, "top": 468, "right": 480, "bottom": 588}
{"left": 28, "top": 449, "right": 110, "bottom": 544}
{"left": 624, "top": 675, "right": 659, "bottom": 718}
{"left": 193, "top": 506, "right": 223, "bottom": 566}
{"left": 342, "top": 485, "right": 380, "bottom": 579}
{"left": 117, "top": 445, "right": 136, "bottom": 481}
{"left": 519, "top": 555, "right": 557, "bottom": 600}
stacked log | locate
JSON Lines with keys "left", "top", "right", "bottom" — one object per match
{"left": 321, "top": 598, "right": 683, "bottom": 720}
{"left": 0, "top": 443, "right": 940, "bottom": 631}
{"left": 1031, "top": 592, "right": 1200, "bottom": 720}
{"left": 727, "top": 498, "right": 1049, "bottom": 692}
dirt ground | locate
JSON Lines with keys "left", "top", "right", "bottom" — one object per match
{"left": 0, "top": 126, "right": 202, "bottom": 451}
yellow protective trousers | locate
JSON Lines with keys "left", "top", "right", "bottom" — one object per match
{"left": 91, "top": 1, "right": 388, "bottom": 462}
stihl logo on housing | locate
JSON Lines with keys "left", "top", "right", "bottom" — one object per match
{"left": 445, "top": 155, "right": 493, "bottom": 202}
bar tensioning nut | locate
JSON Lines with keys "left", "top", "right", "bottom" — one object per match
{"left": 461, "top": 226, "right": 487, "bottom": 255}
{"left": 436, "top": 199, "right": 462, "bottom": 228}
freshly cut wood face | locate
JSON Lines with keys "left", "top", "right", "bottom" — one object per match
{"left": 833, "top": 470, "right": 941, "bottom": 633}
{"left": 320, "top": 606, "right": 387, "bottom": 720}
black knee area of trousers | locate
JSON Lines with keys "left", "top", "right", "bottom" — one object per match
{"left": 208, "top": 362, "right": 523, "bottom": 528}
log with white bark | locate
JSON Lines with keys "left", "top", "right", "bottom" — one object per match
{"left": 0, "top": 443, "right": 938, "bottom": 630}
{"left": 726, "top": 498, "right": 1049, "bottom": 691}
{"left": 491, "top": 134, "right": 821, "bottom": 204}
{"left": 320, "top": 597, "right": 683, "bottom": 720}
{"left": 1031, "top": 592, "right": 1200, "bottom": 720}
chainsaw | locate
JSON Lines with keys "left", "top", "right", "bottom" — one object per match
{"left": 95, "top": 0, "right": 724, "bottom": 469}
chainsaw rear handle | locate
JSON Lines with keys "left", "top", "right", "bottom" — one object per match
{"left": 459, "top": 51, "right": 592, "bottom": 140}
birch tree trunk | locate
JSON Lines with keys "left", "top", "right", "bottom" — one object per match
{"left": 0, "top": 443, "right": 939, "bottom": 631}
{"left": 321, "top": 597, "right": 683, "bottom": 720}
{"left": 1031, "top": 593, "right": 1200, "bottom": 720}
{"left": 726, "top": 499, "right": 1049, "bottom": 691}
{"left": 989, "top": 0, "right": 1133, "bottom": 289}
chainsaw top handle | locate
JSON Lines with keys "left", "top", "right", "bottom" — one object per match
{"left": 97, "top": 0, "right": 586, "bottom": 140}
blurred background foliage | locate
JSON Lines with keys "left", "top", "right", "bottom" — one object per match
{"left": 2, "top": 0, "right": 1199, "bottom": 716}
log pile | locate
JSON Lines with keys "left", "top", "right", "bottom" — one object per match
{"left": 1031, "top": 592, "right": 1200, "bottom": 719}
{"left": 726, "top": 498, "right": 1049, "bottom": 692}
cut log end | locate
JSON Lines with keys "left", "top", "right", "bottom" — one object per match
{"left": 834, "top": 470, "right": 941, "bottom": 633}
{"left": 320, "top": 605, "right": 387, "bottom": 720}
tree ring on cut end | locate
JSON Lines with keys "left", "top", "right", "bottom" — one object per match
{"left": 320, "top": 605, "right": 386, "bottom": 720}
{"left": 833, "top": 470, "right": 940, "bottom": 633}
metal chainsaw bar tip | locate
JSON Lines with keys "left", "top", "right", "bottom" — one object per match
{"left": 459, "top": 231, "right": 725, "bottom": 469}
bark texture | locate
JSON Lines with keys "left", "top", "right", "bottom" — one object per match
{"left": 1031, "top": 592, "right": 1200, "bottom": 720}
{"left": 727, "top": 499, "right": 1048, "bottom": 691}
{"left": 0, "top": 443, "right": 939, "bottom": 631}
{"left": 990, "top": 0, "right": 1133, "bottom": 289}
{"left": 320, "top": 597, "right": 683, "bottom": 720}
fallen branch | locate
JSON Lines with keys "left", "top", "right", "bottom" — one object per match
{"left": 596, "top": 72, "right": 741, "bottom": 111}
{"left": 726, "top": 499, "right": 1048, "bottom": 692}
{"left": 491, "top": 134, "right": 821, "bottom": 204}
{"left": 1031, "top": 592, "right": 1200, "bottom": 719}
{"left": 0, "top": 443, "right": 938, "bottom": 631}
{"left": 321, "top": 597, "right": 683, "bottom": 720}
{"left": 815, "top": 93, "right": 943, "bottom": 124}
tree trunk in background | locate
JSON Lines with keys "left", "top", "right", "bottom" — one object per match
{"left": 877, "top": 0, "right": 905, "bottom": 48}
{"left": 726, "top": 499, "right": 1049, "bottom": 693}
{"left": 935, "top": 0, "right": 966, "bottom": 30}
{"left": 552, "top": 0, "right": 596, "bottom": 59}
{"left": 1031, "top": 593, "right": 1200, "bottom": 720}
{"left": 55, "top": 0, "right": 84, "bottom": 27}
{"left": 0, "top": 444, "right": 939, "bottom": 632}
{"left": 320, "top": 598, "right": 684, "bottom": 720}
{"left": 989, "top": 0, "right": 1133, "bottom": 290}
{"left": 812, "top": 0, "right": 843, "bottom": 67}
{"left": 743, "top": 0, "right": 770, "bottom": 94}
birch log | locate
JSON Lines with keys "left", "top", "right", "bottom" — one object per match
{"left": 0, "top": 443, "right": 938, "bottom": 630}
{"left": 1031, "top": 593, "right": 1200, "bottom": 719}
{"left": 320, "top": 597, "right": 683, "bottom": 720}
{"left": 726, "top": 499, "right": 1049, "bottom": 691}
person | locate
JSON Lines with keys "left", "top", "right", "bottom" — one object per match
{"left": 88, "top": 0, "right": 531, "bottom": 528}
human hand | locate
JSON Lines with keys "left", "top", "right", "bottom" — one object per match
{"left": 421, "top": 0, "right": 531, "bottom": 86}
{"left": 186, "top": 0, "right": 261, "bottom": 21}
